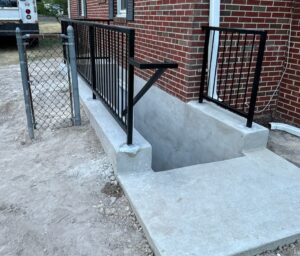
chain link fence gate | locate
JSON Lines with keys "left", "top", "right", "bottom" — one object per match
{"left": 16, "top": 26, "right": 81, "bottom": 139}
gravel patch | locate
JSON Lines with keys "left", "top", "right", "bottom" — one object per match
{"left": 256, "top": 240, "right": 300, "bottom": 256}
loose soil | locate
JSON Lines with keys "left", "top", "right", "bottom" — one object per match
{"left": 0, "top": 64, "right": 153, "bottom": 255}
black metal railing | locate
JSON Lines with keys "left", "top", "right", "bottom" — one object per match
{"left": 61, "top": 19, "right": 178, "bottom": 144}
{"left": 62, "top": 19, "right": 135, "bottom": 143}
{"left": 199, "top": 26, "right": 267, "bottom": 127}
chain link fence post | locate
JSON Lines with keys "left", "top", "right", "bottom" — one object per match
{"left": 16, "top": 27, "right": 35, "bottom": 139}
{"left": 67, "top": 25, "right": 81, "bottom": 126}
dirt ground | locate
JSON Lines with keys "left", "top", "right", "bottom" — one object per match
{"left": 0, "top": 64, "right": 153, "bottom": 255}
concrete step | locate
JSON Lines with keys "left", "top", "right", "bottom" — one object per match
{"left": 118, "top": 149, "right": 300, "bottom": 256}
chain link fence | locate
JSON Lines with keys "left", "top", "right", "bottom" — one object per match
{"left": 25, "top": 36, "right": 73, "bottom": 130}
{"left": 16, "top": 27, "right": 81, "bottom": 139}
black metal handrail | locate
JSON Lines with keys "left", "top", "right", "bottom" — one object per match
{"left": 61, "top": 19, "right": 178, "bottom": 144}
{"left": 199, "top": 26, "right": 267, "bottom": 128}
{"left": 61, "top": 19, "right": 135, "bottom": 144}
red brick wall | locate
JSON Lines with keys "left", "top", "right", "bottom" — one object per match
{"left": 70, "top": 0, "right": 300, "bottom": 126}
{"left": 70, "top": 0, "right": 108, "bottom": 18}
{"left": 220, "top": 0, "right": 294, "bottom": 115}
{"left": 276, "top": 2, "right": 300, "bottom": 127}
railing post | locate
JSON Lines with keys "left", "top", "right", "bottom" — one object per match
{"left": 246, "top": 31, "right": 267, "bottom": 128}
{"left": 67, "top": 25, "right": 81, "bottom": 126}
{"left": 127, "top": 30, "right": 135, "bottom": 145}
{"left": 199, "top": 28, "right": 210, "bottom": 103}
{"left": 89, "top": 26, "right": 97, "bottom": 99}
{"left": 16, "top": 27, "right": 34, "bottom": 139}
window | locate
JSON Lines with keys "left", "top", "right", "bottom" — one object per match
{"left": 78, "top": 0, "right": 86, "bottom": 17}
{"left": 0, "top": 0, "right": 17, "bottom": 7}
{"left": 109, "top": 0, "right": 133, "bottom": 21}
{"left": 117, "top": 0, "right": 126, "bottom": 17}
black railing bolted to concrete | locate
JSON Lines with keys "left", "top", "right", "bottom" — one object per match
{"left": 61, "top": 19, "right": 178, "bottom": 145}
{"left": 199, "top": 26, "right": 267, "bottom": 128}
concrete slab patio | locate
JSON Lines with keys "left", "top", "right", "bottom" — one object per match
{"left": 118, "top": 149, "right": 300, "bottom": 256}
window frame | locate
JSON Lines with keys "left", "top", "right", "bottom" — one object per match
{"left": 78, "top": 0, "right": 86, "bottom": 17}
{"left": 117, "top": 0, "right": 126, "bottom": 18}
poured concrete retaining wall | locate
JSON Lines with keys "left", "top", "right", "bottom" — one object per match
{"left": 133, "top": 76, "right": 269, "bottom": 171}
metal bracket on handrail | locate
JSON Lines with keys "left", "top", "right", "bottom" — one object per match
{"left": 122, "top": 58, "right": 178, "bottom": 116}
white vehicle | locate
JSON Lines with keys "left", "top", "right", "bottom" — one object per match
{"left": 0, "top": 0, "right": 39, "bottom": 37}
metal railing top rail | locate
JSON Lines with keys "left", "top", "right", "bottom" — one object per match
{"left": 202, "top": 26, "right": 267, "bottom": 35}
{"left": 60, "top": 18, "right": 131, "bottom": 34}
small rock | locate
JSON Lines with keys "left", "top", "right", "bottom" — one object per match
{"left": 110, "top": 197, "right": 117, "bottom": 205}
{"left": 105, "top": 208, "right": 116, "bottom": 216}
{"left": 110, "top": 180, "right": 118, "bottom": 186}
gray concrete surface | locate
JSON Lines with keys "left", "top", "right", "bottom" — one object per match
{"left": 78, "top": 76, "right": 152, "bottom": 175}
{"left": 133, "top": 76, "right": 269, "bottom": 171}
{"left": 118, "top": 149, "right": 300, "bottom": 256}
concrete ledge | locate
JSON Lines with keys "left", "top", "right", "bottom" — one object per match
{"left": 78, "top": 76, "right": 152, "bottom": 174}
{"left": 188, "top": 101, "right": 269, "bottom": 152}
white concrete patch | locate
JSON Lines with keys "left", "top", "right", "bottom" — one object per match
{"left": 118, "top": 149, "right": 300, "bottom": 256}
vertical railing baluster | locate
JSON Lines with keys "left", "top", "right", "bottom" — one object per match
{"left": 127, "top": 30, "right": 135, "bottom": 145}
{"left": 89, "top": 25, "right": 96, "bottom": 99}
{"left": 229, "top": 32, "right": 240, "bottom": 106}
{"left": 117, "top": 32, "right": 120, "bottom": 117}
{"left": 121, "top": 34, "right": 124, "bottom": 120}
{"left": 243, "top": 34, "right": 256, "bottom": 111}
{"left": 247, "top": 32, "right": 267, "bottom": 128}
{"left": 207, "top": 30, "right": 216, "bottom": 95}
{"left": 223, "top": 32, "right": 234, "bottom": 102}
{"left": 235, "top": 33, "right": 247, "bottom": 108}
{"left": 212, "top": 31, "right": 220, "bottom": 99}
{"left": 218, "top": 31, "right": 227, "bottom": 98}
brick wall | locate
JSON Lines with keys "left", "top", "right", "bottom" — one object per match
{"left": 70, "top": 0, "right": 108, "bottom": 19}
{"left": 220, "top": 0, "right": 294, "bottom": 116}
{"left": 276, "top": 2, "right": 300, "bottom": 127}
{"left": 70, "top": 0, "right": 300, "bottom": 127}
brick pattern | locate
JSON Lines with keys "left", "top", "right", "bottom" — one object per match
{"left": 220, "top": 0, "right": 294, "bottom": 115}
{"left": 70, "top": 0, "right": 300, "bottom": 127}
{"left": 70, "top": 0, "right": 108, "bottom": 19}
{"left": 276, "top": 2, "right": 300, "bottom": 127}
